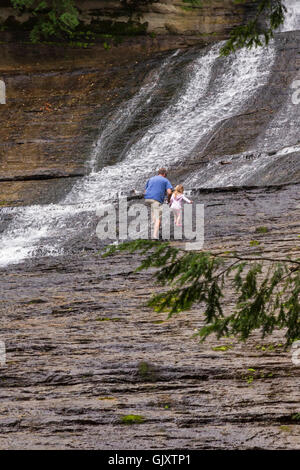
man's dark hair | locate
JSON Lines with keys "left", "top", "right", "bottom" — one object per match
{"left": 158, "top": 168, "right": 167, "bottom": 176}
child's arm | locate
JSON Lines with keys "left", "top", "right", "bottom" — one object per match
{"left": 182, "top": 195, "right": 192, "bottom": 204}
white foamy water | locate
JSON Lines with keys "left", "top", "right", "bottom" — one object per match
{"left": 88, "top": 50, "right": 180, "bottom": 172}
{"left": 0, "top": 203, "right": 94, "bottom": 266}
{"left": 194, "top": 147, "right": 300, "bottom": 188}
{"left": 66, "top": 43, "right": 275, "bottom": 205}
{"left": 281, "top": 0, "right": 300, "bottom": 31}
{"left": 0, "top": 54, "right": 180, "bottom": 267}
{"left": 184, "top": 0, "right": 300, "bottom": 190}
{"left": 0, "top": 39, "right": 277, "bottom": 267}
{"left": 249, "top": 0, "right": 300, "bottom": 163}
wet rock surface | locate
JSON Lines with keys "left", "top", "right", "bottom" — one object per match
{"left": 0, "top": 37, "right": 206, "bottom": 206}
{"left": 0, "top": 13, "right": 299, "bottom": 450}
{"left": 0, "top": 185, "right": 299, "bottom": 449}
{"left": 168, "top": 31, "right": 300, "bottom": 187}
{"left": 1, "top": 31, "right": 299, "bottom": 207}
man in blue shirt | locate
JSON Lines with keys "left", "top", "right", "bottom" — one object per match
{"left": 144, "top": 168, "right": 173, "bottom": 239}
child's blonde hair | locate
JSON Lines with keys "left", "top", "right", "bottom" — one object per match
{"left": 173, "top": 184, "right": 184, "bottom": 198}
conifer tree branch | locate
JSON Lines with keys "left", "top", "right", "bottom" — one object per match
{"left": 104, "top": 239, "right": 300, "bottom": 345}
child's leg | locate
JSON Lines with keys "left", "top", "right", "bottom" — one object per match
{"left": 175, "top": 209, "right": 181, "bottom": 226}
{"left": 172, "top": 209, "right": 178, "bottom": 225}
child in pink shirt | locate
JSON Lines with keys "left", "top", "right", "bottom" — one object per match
{"left": 170, "top": 184, "right": 192, "bottom": 226}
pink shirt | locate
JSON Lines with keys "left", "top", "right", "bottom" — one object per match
{"left": 170, "top": 193, "right": 191, "bottom": 210}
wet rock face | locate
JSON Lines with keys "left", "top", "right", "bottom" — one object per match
{"left": 0, "top": 186, "right": 299, "bottom": 449}
{"left": 0, "top": 38, "right": 196, "bottom": 206}
{"left": 1, "top": 31, "right": 299, "bottom": 207}
{"left": 0, "top": 7, "right": 299, "bottom": 450}
{"left": 168, "top": 31, "right": 300, "bottom": 188}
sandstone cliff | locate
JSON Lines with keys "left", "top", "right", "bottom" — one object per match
{"left": 0, "top": 0, "right": 258, "bottom": 37}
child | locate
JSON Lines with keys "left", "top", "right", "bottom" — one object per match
{"left": 169, "top": 184, "right": 192, "bottom": 226}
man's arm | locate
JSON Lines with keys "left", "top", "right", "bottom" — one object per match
{"left": 167, "top": 188, "right": 172, "bottom": 203}
{"left": 165, "top": 178, "right": 173, "bottom": 203}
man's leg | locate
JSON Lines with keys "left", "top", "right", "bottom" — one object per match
{"left": 152, "top": 201, "right": 162, "bottom": 239}
{"left": 145, "top": 199, "right": 161, "bottom": 238}
{"left": 153, "top": 216, "right": 160, "bottom": 239}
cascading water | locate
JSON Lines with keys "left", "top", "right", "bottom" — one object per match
{"left": 0, "top": 0, "right": 299, "bottom": 267}
{"left": 65, "top": 43, "right": 275, "bottom": 205}
{"left": 185, "top": 0, "right": 300, "bottom": 188}
{"left": 281, "top": 0, "right": 300, "bottom": 31}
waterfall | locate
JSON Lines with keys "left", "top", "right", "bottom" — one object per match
{"left": 281, "top": 0, "right": 300, "bottom": 31}
{"left": 65, "top": 43, "right": 274, "bottom": 205}
{"left": 87, "top": 49, "right": 180, "bottom": 173}
{"left": 1, "top": 1, "right": 299, "bottom": 267}
{"left": 0, "top": 42, "right": 276, "bottom": 267}
{"left": 185, "top": 0, "right": 300, "bottom": 188}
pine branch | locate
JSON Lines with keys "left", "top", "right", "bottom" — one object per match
{"left": 103, "top": 239, "right": 300, "bottom": 345}
{"left": 220, "top": 0, "right": 287, "bottom": 56}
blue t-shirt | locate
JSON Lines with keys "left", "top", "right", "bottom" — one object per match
{"left": 145, "top": 175, "right": 173, "bottom": 204}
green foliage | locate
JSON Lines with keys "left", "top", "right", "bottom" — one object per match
{"left": 212, "top": 344, "right": 232, "bottom": 351}
{"left": 138, "top": 361, "right": 151, "bottom": 376}
{"left": 255, "top": 226, "right": 269, "bottom": 234}
{"left": 280, "top": 425, "right": 291, "bottom": 432}
{"left": 249, "top": 240, "right": 261, "bottom": 246}
{"left": 95, "top": 317, "right": 121, "bottom": 322}
{"left": 255, "top": 342, "right": 283, "bottom": 351}
{"left": 121, "top": 414, "right": 145, "bottom": 424}
{"left": 11, "top": 0, "right": 79, "bottom": 42}
{"left": 137, "top": 361, "right": 157, "bottom": 381}
{"left": 183, "top": 0, "right": 203, "bottom": 5}
{"left": 181, "top": 0, "right": 203, "bottom": 11}
{"left": 104, "top": 239, "right": 300, "bottom": 345}
{"left": 220, "top": 0, "right": 286, "bottom": 56}
{"left": 9, "top": 0, "right": 286, "bottom": 51}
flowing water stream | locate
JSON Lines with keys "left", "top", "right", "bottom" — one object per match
{"left": 0, "top": 0, "right": 299, "bottom": 267}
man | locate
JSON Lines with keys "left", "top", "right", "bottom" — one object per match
{"left": 144, "top": 168, "right": 173, "bottom": 239}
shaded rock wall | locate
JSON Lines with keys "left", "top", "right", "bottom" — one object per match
{"left": 76, "top": 0, "right": 257, "bottom": 36}
{"left": 0, "top": 0, "right": 258, "bottom": 37}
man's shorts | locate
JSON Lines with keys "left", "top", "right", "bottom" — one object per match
{"left": 145, "top": 199, "right": 163, "bottom": 220}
